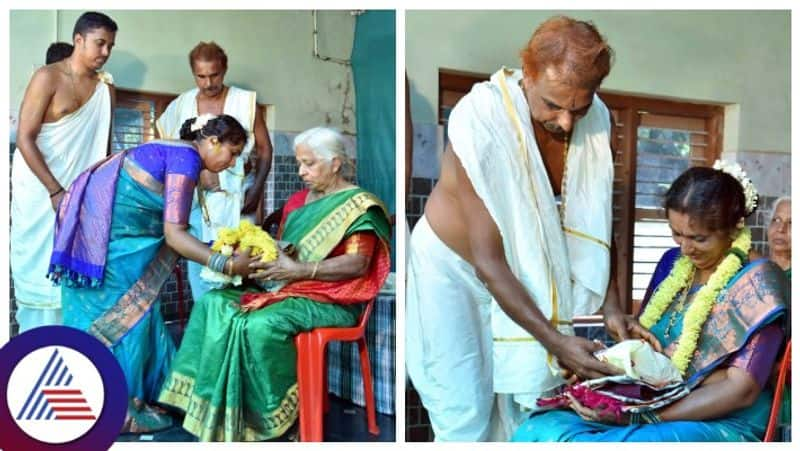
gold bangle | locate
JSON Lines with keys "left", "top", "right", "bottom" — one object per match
{"left": 225, "top": 257, "right": 234, "bottom": 276}
{"left": 310, "top": 261, "right": 320, "bottom": 279}
{"left": 206, "top": 252, "right": 214, "bottom": 267}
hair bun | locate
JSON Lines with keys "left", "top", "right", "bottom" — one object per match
{"left": 191, "top": 114, "right": 217, "bottom": 132}
{"left": 712, "top": 160, "right": 758, "bottom": 215}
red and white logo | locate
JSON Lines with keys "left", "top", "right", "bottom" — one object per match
{"left": 6, "top": 346, "right": 105, "bottom": 444}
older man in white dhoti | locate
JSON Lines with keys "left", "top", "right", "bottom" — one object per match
{"left": 11, "top": 11, "right": 117, "bottom": 333}
{"left": 406, "top": 16, "right": 658, "bottom": 441}
{"left": 157, "top": 41, "right": 273, "bottom": 302}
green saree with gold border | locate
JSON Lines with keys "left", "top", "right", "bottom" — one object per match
{"left": 158, "top": 187, "right": 390, "bottom": 441}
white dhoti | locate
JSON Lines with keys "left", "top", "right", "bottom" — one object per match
{"left": 407, "top": 216, "right": 494, "bottom": 440}
{"left": 407, "top": 217, "right": 532, "bottom": 441}
{"left": 406, "top": 67, "right": 614, "bottom": 441}
{"left": 11, "top": 80, "right": 111, "bottom": 332}
{"left": 156, "top": 86, "right": 258, "bottom": 302}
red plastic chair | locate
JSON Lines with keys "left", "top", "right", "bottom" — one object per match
{"left": 764, "top": 339, "right": 791, "bottom": 442}
{"left": 294, "top": 299, "right": 380, "bottom": 442}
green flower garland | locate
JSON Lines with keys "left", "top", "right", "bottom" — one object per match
{"left": 639, "top": 227, "right": 751, "bottom": 375}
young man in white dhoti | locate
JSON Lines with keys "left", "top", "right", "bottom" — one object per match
{"left": 406, "top": 16, "right": 658, "bottom": 441}
{"left": 156, "top": 41, "right": 274, "bottom": 302}
{"left": 11, "top": 11, "right": 117, "bottom": 333}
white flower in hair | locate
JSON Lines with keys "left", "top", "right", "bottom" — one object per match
{"left": 713, "top": 159, "right": 759, "bottom": 215}
{"left": 190, "top": 113, "right": 216, "bottom": 132}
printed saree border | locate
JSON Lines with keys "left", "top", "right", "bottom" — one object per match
{"left": 298, "top": 191, "right": 387, "bottom": 262}
{"left": 160, "top": 372, "right": 298, "bottom": 441}
{"left": 88, "top": 245, "right": 177, "bottom": 347}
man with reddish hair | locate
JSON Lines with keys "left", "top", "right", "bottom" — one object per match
{"left": 407, "top": 16, "right": 651, "bottom": 440}
{"left": 157, "top": 41, "right": 273, "bottom": 302}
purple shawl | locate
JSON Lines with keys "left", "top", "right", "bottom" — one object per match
{"left": 48, "top": 151, "right": 127, "bottom": 288}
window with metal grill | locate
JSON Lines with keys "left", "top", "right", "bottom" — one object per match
{"left": 602, "top": 94, "right": 723, "bottom": 314}
{"left": 112, "top": 88, "right": 176, "bottom": 151}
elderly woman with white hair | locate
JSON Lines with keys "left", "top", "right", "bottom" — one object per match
{"left": 767, "top": 196, "right": 791, "bottom": 278}
{"left": 766, "top": 196, "right": 791, "bottom": 429}
{"left": 159, "top": 127, "right": 392, "bottom": 441}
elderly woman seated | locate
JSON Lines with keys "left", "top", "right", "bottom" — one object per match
{"left": 513, "top": 164, "right": 788, "bottom": 442}
{"left": 767, "top": 196, "right": 791, "bottom": 278}
{"left": 158, "top": 127, "right": 392, "bottom": 441}
{"left": 766, "top": 196, "right": 791, "bottom": 431}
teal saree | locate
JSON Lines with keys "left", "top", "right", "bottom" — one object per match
{"left": 513, "top": 250, "right": 788, "bottom": 442}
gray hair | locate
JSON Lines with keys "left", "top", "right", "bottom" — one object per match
{"left": 293, "top": 126, "right": 354, "bottom": 179}
{"left": 770, "top": 196, "right": 791, "bottom": 221}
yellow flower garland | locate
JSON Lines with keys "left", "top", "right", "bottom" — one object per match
{"left": 638, "top": 227, "right": 751, "bottom": 375}
{"left": 210, "top": 220, "right": 279, "bottom": 263}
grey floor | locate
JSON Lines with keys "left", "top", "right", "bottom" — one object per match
{"left": 116, "top": 396, "right": 395, "bottom": 442}
{"left": 117, "top": 322, "right": 395, "bottom": 443}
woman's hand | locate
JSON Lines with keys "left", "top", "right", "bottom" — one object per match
{"left": 565, "top": 392, "right": 628, "bottom": 425}
{"left": 249, "top": 249, "right": 308, "bottom": 282}
{"left": 604, "top": 310, "right": 663, "bottom": 352}
{"left": 228, "top": 247, "right": 259, "bottom": 277}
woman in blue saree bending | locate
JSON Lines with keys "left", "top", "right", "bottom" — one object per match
{"left": 48, "top": 114, "right": 256, "bottom": 433}
{"left": 513, "top": 164, "right": 788, "bottom": 442}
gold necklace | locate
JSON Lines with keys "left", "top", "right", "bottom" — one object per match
{"left": 559, "top": 135, "right": 570, "bottom": 223}
{"left": 62, "top": 61, "right": 85, "bottom": 108}
{"left": 519, "top": 79, "right": 570, "bottom": 223}
{"left": 663, "top": 266, "right": 697, "bottom": 337}
{"left": 198, "top": 186, "right": 211, "bottom": 225}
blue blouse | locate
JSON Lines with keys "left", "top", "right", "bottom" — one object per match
{"left": 126, "top": 141, "right": 201, "bottom": 225}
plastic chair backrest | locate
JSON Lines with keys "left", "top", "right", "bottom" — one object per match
{"left": 764, "top": 339, "right": 791, "bottom": 442}
{"left": 356, "top": 299, "right": 374, "bottom": 331}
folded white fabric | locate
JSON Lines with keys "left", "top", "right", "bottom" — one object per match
{"left": 594, "top": 339, "right": 683, "bottom": 388}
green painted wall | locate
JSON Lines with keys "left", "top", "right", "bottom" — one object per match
{"left": 406, "top": 10, "right": 790, "bottom": 153}
{"left": 11, "top": 10, "right": 357, "bottom": 133}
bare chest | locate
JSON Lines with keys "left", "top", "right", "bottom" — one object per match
{"left": 534, "top": 134, "right": 568, "bottom": 196}
{"left": 196, "top": 98, "right": 226, "bottom": 116}
{"left": 46, "top": 75, "right": 99, "bottom": 123}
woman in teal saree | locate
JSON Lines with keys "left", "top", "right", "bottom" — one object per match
{"left": 159, "top": 126, "right": 392, "bottom": 441}
{"left": 49, "top": 115, "right": 254, "bottom": 432}
{"left": 513, "top": 165, "right": 788, "bottom": 442}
